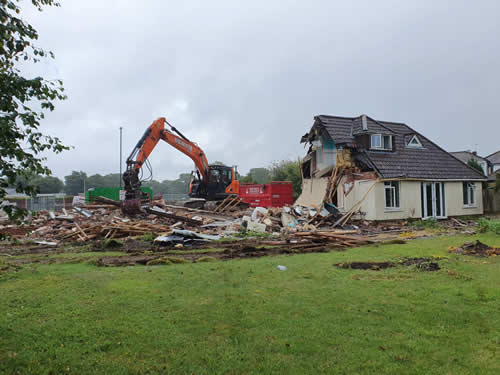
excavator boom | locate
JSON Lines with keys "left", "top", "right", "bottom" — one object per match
{"left": 122, "top": 117, "right": 239, "bottom": 212}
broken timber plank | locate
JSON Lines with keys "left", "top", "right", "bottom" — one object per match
{"left": 94, "top": 196, "right": 122, "bottom": 207}
{"left": 162, "top": 204, "right": 232, "bottom": 220}
{"left": 214, "top": 196, "right": 232, "bottom": 212}
{"left": 144, "top": 207, "right": 202, "bottom": 226}
{"left": 333, "top": 179, "right": 378, "bottom": 227}
{"left": 74, "top": 222, "right": 89, "bottom": 240}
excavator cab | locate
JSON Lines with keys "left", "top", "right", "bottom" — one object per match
{"left": 207, "top": 165, "right": 233, "bottom": 199}
{"left": 189, "top": 164, "right": 239, "bottom": 200}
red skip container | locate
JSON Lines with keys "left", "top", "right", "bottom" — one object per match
{"left": 239, "top": 181, "right": 293, "bottom": 208}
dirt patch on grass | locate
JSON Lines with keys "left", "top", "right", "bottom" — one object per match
{"left": 335, "top": 261, "right": 395, "bottom": 271}
{"left": 0, "top": 243, "right": 61, "bottom": 256}
{"left": 97, "top": 244, "right": 331, "bottom": 267}
{"left": 335, "top": 257, "right": 440, "bottom": 271}
{"left": 450, "top": 240, "right": 500, "bottom": 257}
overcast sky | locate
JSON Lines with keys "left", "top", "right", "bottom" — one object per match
{"left": 23, "top": 0, "right": 500, "bottom": 181}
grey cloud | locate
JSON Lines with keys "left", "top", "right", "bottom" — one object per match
{"left": 22, "top": 0, "right": 500, "bottom": 181}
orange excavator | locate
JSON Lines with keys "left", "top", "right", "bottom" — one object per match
{"left": 122, "top": 117, "right": 240, "bottom": 212}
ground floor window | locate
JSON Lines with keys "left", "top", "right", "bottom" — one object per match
{"left": 384, "top": 181, "right": 400, "bottom": 209}
{"left": 463, "top": 182, "right": 476, "bottom": 207}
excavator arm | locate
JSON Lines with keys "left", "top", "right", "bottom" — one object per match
{"left": 123, "top": 117, "right": 209, "bottom": 200}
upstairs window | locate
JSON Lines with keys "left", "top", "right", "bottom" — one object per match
{"left": 384, "top": 181, "right": 400, "bottom": 209}
{"left": 463, "top": 182, "right": 476, "bottom": 207}
{"left": 371, "top": 134, "right": 392, "bottom": 150}
{"left": 407, "top": 135, "right": 423, "bottom": 148}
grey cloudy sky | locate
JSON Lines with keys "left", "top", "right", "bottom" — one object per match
{"left": 24, "top": 0, "right": 500, "bottom": 181}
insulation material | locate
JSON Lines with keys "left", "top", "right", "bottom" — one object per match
{"left": 336, "top": 148, "right": 355, "bottom": 168}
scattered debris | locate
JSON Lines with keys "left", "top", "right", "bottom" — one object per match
{"left": 154, "top": 229, "right": 220, "bottom": 245}
{"left": 0, "top": 191, "right": 486, "bottom": 269}
{"left": 144, "top": 207, "right": 203, "bottom": 226}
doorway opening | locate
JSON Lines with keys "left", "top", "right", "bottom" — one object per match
{"left": 421, "top": 182, "right": 446, "bottom": 219}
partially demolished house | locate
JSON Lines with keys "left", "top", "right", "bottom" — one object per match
{"left": 297, "top": 114, "right": 486, "bottom": 220}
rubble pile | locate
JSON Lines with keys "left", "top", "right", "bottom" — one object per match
{"left": 0, "top": 197, "right": 378, "bottom": 249}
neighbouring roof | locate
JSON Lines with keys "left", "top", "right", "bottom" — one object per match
{"left": 303, "top": 115, "right": 486, "bottom": 181}
{"left": 4, "top": 188, "right": 28, "bottom": 197}
{"left": 450, "top": 151, "right": 489, "bottom": 164}
{"left": 486, "top": 150, "right": 500, "bottom": 164}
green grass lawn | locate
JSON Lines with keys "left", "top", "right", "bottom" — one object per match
{"left": 1, "top": 234, "right": 499, "bottom": 374}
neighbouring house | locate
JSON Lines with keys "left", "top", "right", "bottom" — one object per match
{"left": 297, "top": 114, "right": 487, "bottom": 220}
{"left": 486, "top": 150, "right": 500, "bottom": 174}
{"left": 450, "top": 151, "right": 492, "bottom": 176}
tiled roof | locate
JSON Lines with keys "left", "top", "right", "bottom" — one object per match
{"left": 486, "top": 150, "right": 500, "bottom": 164}
{"left": 351, "top": 116, "right": 396, "bottom": 135}
{"left": 314, "top": 115, "right": 354, "bottom": 144}
{"left": 307, "top": 115, "right": 486, "bottom": 180}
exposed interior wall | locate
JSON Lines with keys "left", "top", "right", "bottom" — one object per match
{"left": 445, "top": 181, "right": 483, "bottom": 216}
{"left": 295, "top": 177, "right": 329, "bottom": 207}
{"left": 315, "top": 137, "right": 336, "bottom": 172}
{"left": 338, "top": 179, "right": 377, "bottom": 220}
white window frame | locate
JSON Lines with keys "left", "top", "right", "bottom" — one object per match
{"left": 371, "top": 134, "right": 381, "bottom": 149}
{"left": 383, "top": 135, "right": 392, "bottom": 149}
{"left": 384, "top": 181, "right": 400, "bottom": 210}
{"left": 371, "top": 134, "right": 392, "bottom": 150}
{"left": 422, "top": 182, "right": 446, "bottom": 219}
{"left": 407, "top": 135, "right": 423, "bottom": 148}
{"left": 463, "top": 182, "right": 476, "bottom": 207}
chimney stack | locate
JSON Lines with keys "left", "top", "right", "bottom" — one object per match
{"left": 361, "top": 114, "right": 368, "bottom": 131}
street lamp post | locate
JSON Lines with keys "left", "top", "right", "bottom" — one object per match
{"left": 119, "top": 126, "right": 123, "bottom": 188}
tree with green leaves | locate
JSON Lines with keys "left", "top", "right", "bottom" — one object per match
{"left": 248, "top": 167, "right": 271, "bottom": 184}
{"left": 270, "top": 159, "right": 302, "bottom": 200}
{"left": 467, "top": 159, "right": 485, "bottom": 175}
{"left": 31, "top": 175, "right": 63, "bottom": 193}
{"left": 141, "top": 173, "right": 192, "bottom": 195}
{"left": 0, "top": 0, "right": 67, "bottom": 218}
{"left": 64, "top": 171, "right": 86, "bottom": 195}
{"left": 86, "top": 173, "right": 121, "bottom": 189}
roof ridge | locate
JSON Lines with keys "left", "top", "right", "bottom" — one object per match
{"left": 486, "top": 150, "right": 500, "bottom": 159}
{"left": 364, "top": 115, "right": 396, "bottom": 134}
{"left": 450, "top": 151, "right": 489, "bottom": 162}
{"left": 316, "top": 114, "right": 357, "bottom": 121}
{"left": 377, "top": 120, "right": 407, "bottom": 126}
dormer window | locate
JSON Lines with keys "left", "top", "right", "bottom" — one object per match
{"left": 371, "top": 134, "right": 392, "bottom": 150}
{"left": 407, "top": 135, "right": 423, "bottom": 148}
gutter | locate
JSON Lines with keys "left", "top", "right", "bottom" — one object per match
{"left": 378, "top": 177, "right": 487, "bottom": 182}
